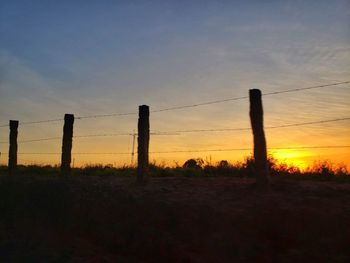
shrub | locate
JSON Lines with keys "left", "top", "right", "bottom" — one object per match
{"left": 183, "top": 158, "right": 203, "bottom": 169}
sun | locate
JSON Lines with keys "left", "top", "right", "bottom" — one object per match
{"left": 270, "top": 149, "right": 313, "bottom": 170}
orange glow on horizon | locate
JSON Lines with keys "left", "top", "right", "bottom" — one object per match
{"left": 5, "top": 147, "right": 349, "bottom": 172}
{"left": 270, "top": 149, "right": 314, "bottom": 170}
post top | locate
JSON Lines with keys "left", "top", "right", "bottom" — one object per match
{"left": 139, "top": 105, "right": 150, "bottom": 112}
{"left": 249, "top": 89, "right": 261, "bottom": 94}
{"left": 9, "top": 120, "right": 19, "bottom": 128}
{"left": 64, "top": 114, "right": 74, "bottom": 119}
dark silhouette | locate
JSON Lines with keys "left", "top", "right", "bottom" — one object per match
{"left": 218, "top": 160, "right": 229, "bottom": 168}
{"left": 249, "top": 89, "right": 270, "bottom": 188}
{"left": 61, "top": 114, "right": 74, "bottom": 176}
{"left": 183, "top": 158, "right": 202, "bottom": 169}
{"left": 8, "top": 120, "right": 19, "bottom": 175}
{"left": 0, "top": 170, "right": 349, "bottom": 262}
{"left": 137, "top": 105, "right": 150, "bottom": 183}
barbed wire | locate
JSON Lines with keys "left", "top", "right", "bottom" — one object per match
{"left": 1, "top": 80, "right": 348, "bottom": 126}
{"left": 0, "top": 137, "right": 61, "bottom": 144}
{"left": 0, "top": 132, "right": 183, "bottom": 144}
{"left": 75, "top": 132, "right": 180, "bottom": 138}
{"left": 150, "top": 80, "right": 349, "bottom": 113}
{"left": 1, "top": 117, "right": 348, "bottom": 144}
{"left": 262, "top": 81, "right": 350, "bottom": 97}
{"left": 12, "top": 152, "right": 131, "bottom": 155}
{"left": 166, "top": 117, "right": 350, "bottom": 133}
{"left": 75, "top": 112, "right": 136, "bottom": 120}
{"left": 74, "top": 133, "right": 132, "bottom": 138}
{"left": 4, "top": 145, "right": 348, "bottom": 155}
{"left": 149, "top": 145, "right": 350, "bottom": 154}
{"left": 0, "top": 118, "right": 64, "bottom": 128}
{"left": 151, "top": 96, "right": 249, "bottom": 113}
{"left": 266, "top": 117, "right": 350, "bottom": 129}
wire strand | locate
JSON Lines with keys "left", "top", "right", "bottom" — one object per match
{"left": 9, "top": 145, "right": 350, "bottom": 155}
{"left": 17, "top": 137, "right": 61, "bottom": 143}
{"left": 0, "top": 132, "right": 183, "bottom": 144}
{"left": 1, "top": 80, "right": 348, "bottom": 126}
{"left": 75, "top": 112, "right": 136, "bottom": 120}
{"left": 1, "top": 116, "right": 348, "bottom": 144}
{"left": 263, "top": 81, "right": 350, "bottom": 97}
{"left": 0, "top": 118, "right": 63, "bottom": 128}
{"left": 151, "top": 96, "right": 249, "bottom": 113}
{"left": 149, "top": 145, "right": 350, "bottom": 154}
{"left": 151, "top": 81, "right": 349, "bottom": 113}
{"left": 74, "top": 133, "right": 132, "bottom": 138}
{"left": 153, "top": 117, "right": 350, "bottom": 134}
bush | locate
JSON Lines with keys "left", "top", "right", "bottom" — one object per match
{"left": 183, "top": 159, "right": 203, "bottom": 169}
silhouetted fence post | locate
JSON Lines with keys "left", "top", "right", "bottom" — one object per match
{"left": 137, "top": 105, "right": 150, "bottom": 183}
{"left": 8, "top": 120, "right": 19, "bottom": 175}
{"left": 61, "top": 114, "right": 74, "bottom": 176}
{"left": 249, "top": 89, "right": 269, "bottom": 188}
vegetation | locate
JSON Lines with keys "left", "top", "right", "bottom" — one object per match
{"left": 0, "top": 156, "right": 349, "bottom": 261}
{"left": 0, "top": 155, "right": 348, "bottom": 181}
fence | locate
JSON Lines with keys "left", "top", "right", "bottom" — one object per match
{"left": 1, "top": 81, "right": 350, "bottom": 187}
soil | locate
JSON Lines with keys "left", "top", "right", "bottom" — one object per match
{"left": 0, "top": 175, "right": 349, "bottom": 262}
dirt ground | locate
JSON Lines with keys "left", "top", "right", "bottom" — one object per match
{"left": 0, "top": 175, "right": 349, "bottom": 262}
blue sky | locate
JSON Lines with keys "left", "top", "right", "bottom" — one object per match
{"left": 0, "top": 0, "right": 349, "bottom": 166}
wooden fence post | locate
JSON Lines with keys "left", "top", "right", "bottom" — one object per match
{"left": 249, "top": 89, "right": 269, "bottom": 188}
{"left": 61, "top": 114, "right": 74, "bottom": 176}
{"left": 8, "top": 120, "right": 19, "bottom": 175}
{"left": 137, "top": 105, "right": 150, "bottom": 183}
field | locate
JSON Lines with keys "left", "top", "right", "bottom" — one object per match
{"left": 0, "top": 170, "right": 350, "bottom": 262}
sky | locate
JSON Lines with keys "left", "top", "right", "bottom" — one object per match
{"left": 0, "top": 0, "right": 349, "bottom": 168}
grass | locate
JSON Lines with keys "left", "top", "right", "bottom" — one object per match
{"left": 0, "top": 155, "right": 348, "bottom": 181}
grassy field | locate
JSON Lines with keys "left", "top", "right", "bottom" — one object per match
{"left": 0, "top": 166, "right": 350, "bottom": 262}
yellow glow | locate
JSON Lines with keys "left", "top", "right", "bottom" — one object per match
{"left": 271, "top": 149, "right": 314, "bottom": 170}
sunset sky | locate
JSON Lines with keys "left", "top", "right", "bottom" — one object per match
{"left": 0, "top": 0, "right": 349, "bottom": 168}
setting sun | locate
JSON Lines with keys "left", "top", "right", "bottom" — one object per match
{"left": 270, "top": 149, "right": 314, "bottom": 170}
